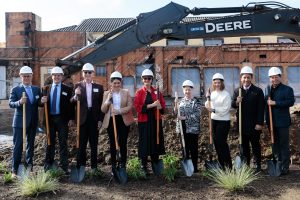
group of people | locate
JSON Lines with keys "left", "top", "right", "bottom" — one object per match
{"left": 9, "top": 63, "right": 294, "bottom": 180}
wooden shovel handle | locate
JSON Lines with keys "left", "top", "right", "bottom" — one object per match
{"left": 238, "top": 88, "right": 242, "bottom": 145}
{"left": 268, "top": 97, "right": 274, "bottom": 144}
{"left": 76, "top": 99, "right": 80, "bottom": 148}
{"left": 112, "top": 105, "right": 120, "bottom": 150}
{"left": 22, "top": 92, "right": 26, "bottom": 151}
{"left": 44, "top": 103, "right": 51, "bottom": 145}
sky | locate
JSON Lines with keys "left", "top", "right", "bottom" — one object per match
{"left": 0, "top": 0, "right": 299, "bottom": 42}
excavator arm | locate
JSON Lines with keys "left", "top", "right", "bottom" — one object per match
{"left": 57, "top": 1, "right": 300, "bottom": 77}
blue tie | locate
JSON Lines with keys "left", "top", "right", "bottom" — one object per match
{"left": 51, "top": 85, "right": 58, "bottom": 114}
{"left": 25, "top": 86, "right": 33, "bottom": 104}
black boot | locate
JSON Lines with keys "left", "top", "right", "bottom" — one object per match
{"left": 255, "top": 163, "right": 261, "bottom": 173}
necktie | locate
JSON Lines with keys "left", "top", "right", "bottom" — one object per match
{"left": 25, "top": 86, "right": 33, "bottom": 103}
{"left": 51, "top": 85, "right": 58, "bottom": 114}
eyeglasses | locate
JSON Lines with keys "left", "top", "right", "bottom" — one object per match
{"left": 83, "top": 71, "right": 93, "bottom": 74}
{"left": 22, "top": 75, "right": 31, "bottom": 78}
{"left": 143, "top": 77, "right": 152, "bottom": 81}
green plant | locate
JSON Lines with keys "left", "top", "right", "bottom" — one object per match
{"left": 47, "top": 168, "right": 64, "bottom": 179}
{"left": 0, "top": 162, "right": 7, "bottom": 173}
{"left": 127, "top": 157, "right": 146, "bottom": 180}
{"left": 86, "top": 168, "right": 104, "bottom": 178}
{"left": 19, "top": 170, "right": 59, "bottom": 197}
{"left": 162, "top": 154, "right": 179, "bottom": 182}
{"left": 3, "top": 172, "right": 14, "bottom": 184}
{"left": 207, "top": 163, "right": 258, "bottom": 191}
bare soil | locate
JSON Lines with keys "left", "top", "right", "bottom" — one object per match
{"left": 1, "top": 108, "right": 300, "bottom": 200}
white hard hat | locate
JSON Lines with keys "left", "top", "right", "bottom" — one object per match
{"left": 240, "top": 66, "right": 253, "bottom": 75}
{"left": 182, "top": 80, "right": 194, "bottom": 88}
{"left": 268, "top": 67, "right": 282, "bottom": 76}
{"left": 19, "top": 66, "right": 33, "bottom": 74}
{"left": 82, "top": 63, "right": 95, "bottom": 71}
{"left": 110, "top": 71, "right": 122, "bottom": 79}
{"left": 51, "top": 66, "right": 64, "bottom": 75}
{"left": 212, "top": 73, "right": 224, "bottom": 80}
{"left": 141, "top": 69, "right": 154, "bottom": 77}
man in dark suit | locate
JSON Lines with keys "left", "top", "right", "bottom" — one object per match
{"left": 232, "top": 66, "right": 265, "bottom": 172}
{"left": 41, "top": 66, "right": 74, "bottom": 174}
{"left": 265, "top": 67, "right": 294, "bottom": 175}
{"left": 71, "top": 63, "right": 104, "bottom": 172}
{"left": 9, "top": 66, "right": 41, "bottom": 175}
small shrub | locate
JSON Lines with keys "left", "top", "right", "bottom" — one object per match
{"left": 3, "top": 172, "right": 14, "bottom": 184}
{"left": 19, "top": 170, "right": 59, "bottom": 197}
{"left": 47, "top": 168, "right": 64, "bottom": 179}
{"left": 127, "top": 157, "right": 146, "bottom": 180}
{"left": 86, "top": 168, "right": 104, "bottom": 178}
{"left": 207, "top": 163, "right": 258, "bottom": 191}
{"left": 162, "top": 154, "right": 179, "bottom": 182}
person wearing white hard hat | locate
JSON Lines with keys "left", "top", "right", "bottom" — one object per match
{"left": 9, "top": 65, "right": 41, "bottom": 175}
{"left": 41, "top": 66, "right": 74, "bottom": 174}
{"left": 174, "top": 80, "right": 201, "bottom": 172}
{"left": 71, "top": 63, "right": 104, "bottom": 173}
{"left": 101, "top": 71, "right": 134, "bottom": 180}
{"left": 134, "top": 68, "right": 166, "bottom": 176}
{"left": 231, "top": 66, "right": 264, "bottom": 172}
{"left": 265, "top": 67, "right": 294, "bottom": 175}
{"left": 204, "top": 73, "right": 232, "bottom": 169}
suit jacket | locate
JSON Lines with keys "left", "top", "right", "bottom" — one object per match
{"left": 232, "top": 84, "right": 264, "bottom": 134}
{"left": 42, "top": 83, "right": 74, "bottom": 122}
{"left": 101, "top": 89, "right": 134, "bottom": 128}
{"left": 71, "top": 81, "right": 104, "bottom": 125}
{"left": 9, "top": 84, "right": 41, "bottom": 128}
{"left": 264, "top": 83, "right": 295, "bottom": 128}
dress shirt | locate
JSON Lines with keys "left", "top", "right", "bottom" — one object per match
{"left": 86, "top": 82, "right": 92, "bottom": 107}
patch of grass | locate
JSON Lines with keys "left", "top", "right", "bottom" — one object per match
{"left": 19, "top": 170, "right": 59, "bottom": 197}
{"left": 162, "top": 154, "right": 179, "bottom": 182}
{"left": 3, "top": 172, "right": 14, "bottom": 184}
{"left": 127, "top": 157, "right": 146, "bottom": 180}
{"left": 47, "top": 168, "right": 64, "bottom": 179}
{"left": 86, "top": 168, "right": 104, "bottom": 178}
{"left": 207, "top": 163, "right": 258, "bottom": 191}
{"left": 0, "top": 162, "right": 7, "bottom": 173}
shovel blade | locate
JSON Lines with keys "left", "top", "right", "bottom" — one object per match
{"left": 17, "top": 164, "right": 30, "bottom": 181}
{"left": 181, "top": 159, "right": 194, "bottom": 177}
{"left": 152, "top": 159, "right": 164, "bottom": 176}
{"left": 204, "top": 160, "right": 220, "bottom": 170}
{"left": 267, "top": 159, "right": 281, "bottom": 177}
{"left": 117, "top": 167, "right": 128, "bottom": 184}
{"left": 70, "top": 166, "right": 85, "bottom": 183}
{"left": 234, "top": 156, "right": 242, "bottom": 170}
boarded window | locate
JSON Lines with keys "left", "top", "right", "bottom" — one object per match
{"left": 204, "top": 39, "right": 223, "bottom": 46}
{"left": 240, "top": 37, "right": 260, "bottom": 44}
{"left": 287, "top": 66, "right": 300, "bottom": 102}
{"left": 122, "top": 76, "right": 135, "bottom": 97}
{"left": 171, "top": 67, "right": 200, "bottom": 97}
{"left": 167, "top": 39, "right": 186, "bottom": 46}
{"left": 255, "top": 66, "right": 282, "bottom": 94}
{"left": 277, "top": 37, "right": 295, "bottom": 43}
{"left": 95, "top": 66, "right": 106, "bottom": 76}
{"left": 204, "top": 67, "right": 239, "bottom": 96}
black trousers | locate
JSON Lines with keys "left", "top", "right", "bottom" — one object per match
{"left": 77, "top": 110, "right": 99, "bottom": 169}
{"left": 107, "top": 115, "right": 129, "bottom": 167}
{"left": 183, "top": 133, "right": 199, "bottom": 171}
{"left": 273, "top": 127, "right": 290, "bottom": 173}
{"left": 45, "top": 115, "right": 69, "bottom": 170}
{"left": 242, "top": 130, "right": 261, "bottom": 166}
{"left": 212, "top": 119, "right": 232, "bottom": 169}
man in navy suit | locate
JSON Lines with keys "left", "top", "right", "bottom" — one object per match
{"left": 9, "top": 66, "right": 41, "bottom": 175}
{"left": 41, "top": 66, "right": 74, "bottom": 174}
{"left": 265, "top": 67, "right": 295, "bottom": 175}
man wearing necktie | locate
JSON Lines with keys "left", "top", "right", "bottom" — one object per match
{"left": 71, "top": 63, "right": 104, "bottom": 173}
{"left": 41, "top": 66, "right": 74, "bottom": 174}
{"left": 232, "top": 66, "right": 264, "bottom": 172}
{"left": 9, "top": 66, "right": 41, "bottom": 175}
